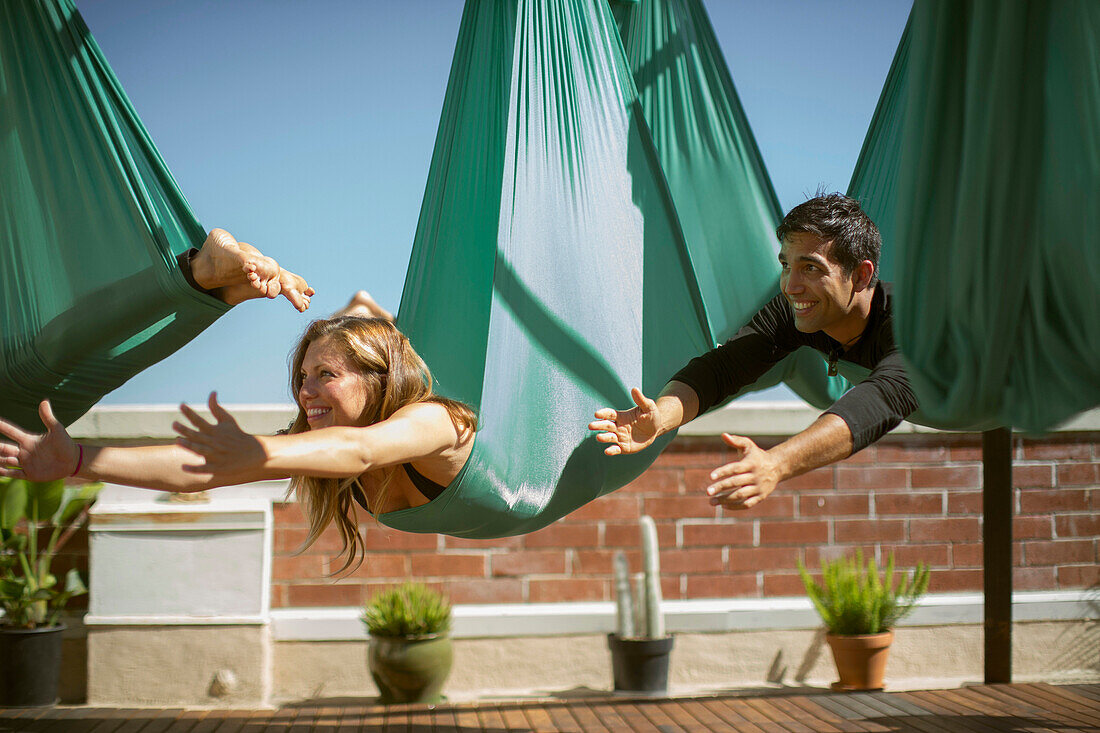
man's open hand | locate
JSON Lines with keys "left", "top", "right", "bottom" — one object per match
{"left": 588, "top": 388, "right": 662, "bottom": 456}
{"left": 705, "top": 433, "right": 782, "bottom": 510}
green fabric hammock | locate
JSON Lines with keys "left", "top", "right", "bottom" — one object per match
{"left": 850, "top": 0, "right": 1100, "bottom": 431}
{"left": 611, "top": 0, "right": 849, "bottom": 408}
{"left": 383, "top": 0, "right": 856, "bottom": 539}
{"left": 0, "top": 0, "right": 228, "bottom": 430}
{"left": 385, "top": 0, "right": 743, "bottom": 537}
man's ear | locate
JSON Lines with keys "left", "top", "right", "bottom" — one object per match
{"left": 853, "top": 260, "right": 875, "bottom": 292}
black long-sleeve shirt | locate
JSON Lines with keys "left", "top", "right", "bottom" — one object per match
{"left": 671, "top": 283, "right": 918, "bottom": 452}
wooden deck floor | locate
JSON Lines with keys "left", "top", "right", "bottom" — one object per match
{"left": 2, "top": 683, "right": 1098, "bottom": 732}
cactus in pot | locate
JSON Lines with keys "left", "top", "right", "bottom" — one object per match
{"left": 607, "top": 515, "right": 673, "bottom": 694}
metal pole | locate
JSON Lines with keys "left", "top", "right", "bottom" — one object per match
{"left": 982, "top": 426, "right": 1013, "bottom": 683}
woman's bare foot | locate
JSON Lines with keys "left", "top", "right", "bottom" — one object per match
{"left": 277, "top": 268, "right": 316, "bottom": 313}
{"left": 337, "top": 290, "right": 393, "bottom": 321}
{"left": 191, "top": 229, "right": 312, "bottom": 311}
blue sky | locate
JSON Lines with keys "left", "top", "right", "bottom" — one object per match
{"left": 82, "top": 0, "right": 912, "bottom": 406}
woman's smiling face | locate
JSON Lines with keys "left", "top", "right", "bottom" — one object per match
{"left": 297, "top": 336, "right": 373, "bottom": 429}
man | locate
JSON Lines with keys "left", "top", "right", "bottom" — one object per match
{"left": 589, "top": 193, "right": 917, "bottom": 510}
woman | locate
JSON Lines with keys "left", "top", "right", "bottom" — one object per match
{"left": 0, "top": 313, "right": 476, "bottom": 571}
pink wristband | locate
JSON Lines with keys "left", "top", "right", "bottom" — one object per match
{"left": 70, "top": 443, "right": 84, "bottom": 477}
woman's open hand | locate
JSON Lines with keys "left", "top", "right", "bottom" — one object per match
{"left": 173, "top": 393, "right": 266, "bottom": 475}
{"left": 0, "top": 401, "right": 80, "bottom": 481}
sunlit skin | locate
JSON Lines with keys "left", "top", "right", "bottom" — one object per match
{"left": 0, "top": 314, "right": 472, "bottom": 516}
{"left": 298, "top": 337, "right": 373, "bottom": 431}
{"left": 190, "top": 228, "right": 315, "bottom": 312}
{"left": 778, "top": 232, "right": 874, "bottom": 345}
{"left": 589, "top": 233, "right": 876, "bottom": 511}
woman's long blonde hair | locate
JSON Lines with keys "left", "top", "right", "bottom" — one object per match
{"left": 287, "top": 317, "right": 476, "bottom": 573}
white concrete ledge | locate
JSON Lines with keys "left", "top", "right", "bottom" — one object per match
{"left": 85, "top": 614, "right": 268, "bottom": 626}
{"left": 269, "top": 590, "right": 1099, "bottom": 641}
{"left": 72, "top": 403, "right": 1100, "bottom": 440}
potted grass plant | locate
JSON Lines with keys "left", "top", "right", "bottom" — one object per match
{"left": 608, "top": 515, "right": 673, "bottom": 695}
{"left": 798, "top": 550, "right": 929, "bottom": 691}
{"left": 1, "top": 477, "right": 102, "bottom": 706}
{"left": 362, "top": 582, "right": 453, "bottom": 704}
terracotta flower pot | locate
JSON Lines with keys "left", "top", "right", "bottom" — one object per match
{"left": 825, "top": 630, "right": 894, "bottom": 691}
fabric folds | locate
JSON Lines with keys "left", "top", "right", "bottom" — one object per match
{"left": 0, "top": 0, "right": 228, "bottom": 429}
{"left": 611, "top": 0, "right": 849, "bottom": 409}
{"left": 850, "top": 0, "right": 1100, "bottom": 430}
{"left": 386, "top": 0, "right": 715, "bottom": 537}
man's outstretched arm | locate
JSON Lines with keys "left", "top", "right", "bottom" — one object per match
{"left": 706, "top": 413, "right": 853, "bottom": 510}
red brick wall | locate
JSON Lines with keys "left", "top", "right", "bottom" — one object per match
{"left": 270, "top": 432, "right": 1100, "bottom": 608}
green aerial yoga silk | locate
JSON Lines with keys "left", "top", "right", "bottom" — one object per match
{"left": 850, "top": 0, "right": 1100, "bottom": 431}
{"left": 611, "top": 0, "right": 849, "bottom": 408}
{"left": 385, "top": 0, "right": 818, "bottom": 538}
{"left": 385, "top": 0, "right": 710, "bottom": 537}
{"left": 0, "top": 0, "right": 228, "bottom": 429}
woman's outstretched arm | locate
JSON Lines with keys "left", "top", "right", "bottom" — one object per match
{"left": 175, "top": 394, "right": 464, "bottom": 479}
{"left": 0, "top": 400, "right": 286, "bottom": 492}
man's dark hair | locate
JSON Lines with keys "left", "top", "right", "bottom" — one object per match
{"left": 776, "top": 192, "right": 881, "bottom": 285}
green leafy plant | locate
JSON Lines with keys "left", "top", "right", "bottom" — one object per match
{"left": 0, "top": 477, "right": 102, "bottom": 628}
{"left": 362, "top": 583, "right": 451, "bottom": 638}
{"left": 798, "top": 551, "right": 930, "bottom": 635}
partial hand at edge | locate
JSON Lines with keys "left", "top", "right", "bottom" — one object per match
{"left": 0, "top": 400, "right": 80, "bottom": 481}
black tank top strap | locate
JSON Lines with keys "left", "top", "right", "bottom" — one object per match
{"left": 403, "top": 462, "right": 447, "bottom": 501}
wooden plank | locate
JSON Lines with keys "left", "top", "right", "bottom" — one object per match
{"left": 519, "top": 703, "right": 559, "bottom": 732}
{"left": 473, "top": 703, "right": 508, "bottom": 731}
{"left": 900, "top": 690, "right": 1008, "bottom": 733}
{"left": 741, "top": 696, "right": 820, "bottom": 733}
{"left": 708, "top": 697, "right": 793, "bottom": 732}
{"left": 18, "top": 706, "right": 99, "bottom": 733}
{"left": 810, "top": 694, "right": 881, "bottom": 722}
{"left": 452, "top": 705, "right": 483, "bottom": 732}
{"left": 783, "top": 695, "right": 878, "bottom": 733}
{"left": 403, "top": 705, "right": 433, "bottom": 733}
{"left": 869, "top": 692, "right": 935, "bottom": 718}
{"left": 1065, "top": 685, "right": 1100, "bottom": 704}
{"left": 632, "top": 698, "right": 697, "bottom": 732}
{"left": 643, "top": 699, "right": 712, "bottom": 733}
{"left": 496, "top": 703, "right": 533, "bottom": 732}
{"left": 162, "top": 709, "right": 209, "bottom": 733}
{"left": 209, "top": 709, "right": 255, "bottom": 733}
{"left": 131, "top": 709, "right": 194, "bottom": 733}
{"left": 695, "top": 697, "right": 770, "bottom": 733}
{"left": 541, "top": 702, "right": 584, "bottom": 733}
{"left": 86, "top": 708, "right": 151, "bottom": 733}
{"left": 584, "top": 699, "right": 636, "bottom": 731}
{"left": 284, "top": 706, "right": 315, "bottom": 733}
{"left": 999, "top": 683, "right": 1100, "bottom": 728}
{"left": 562, "top": 701, "right": 611, "bottom": 733}
{"left": 970, "top": 682, "right": 1087, "bottom": 728}
{"left": 764, "top": 695, "right": 845, "bottom": 733}
{"left": 253, "top": 707, "right": 296, "bottom": 733}
{"left": 600, "top": 700, "right": 661, "bottom": 732}
{"left": 429, "top": 705, "right": 461, "bottom": 733}
{"left": 671, "top": 697, "right": 753, "bottom": 732}
{"left": 942, "top": 687, "right": 1062, "bottom": 733}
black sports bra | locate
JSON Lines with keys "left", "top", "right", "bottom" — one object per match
{"left": 351, "top": 464, "right": 446, "bottom": 512}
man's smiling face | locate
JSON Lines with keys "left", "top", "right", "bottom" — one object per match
{"left": 778, "top": 231, "right": 858, "bottom": 335}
